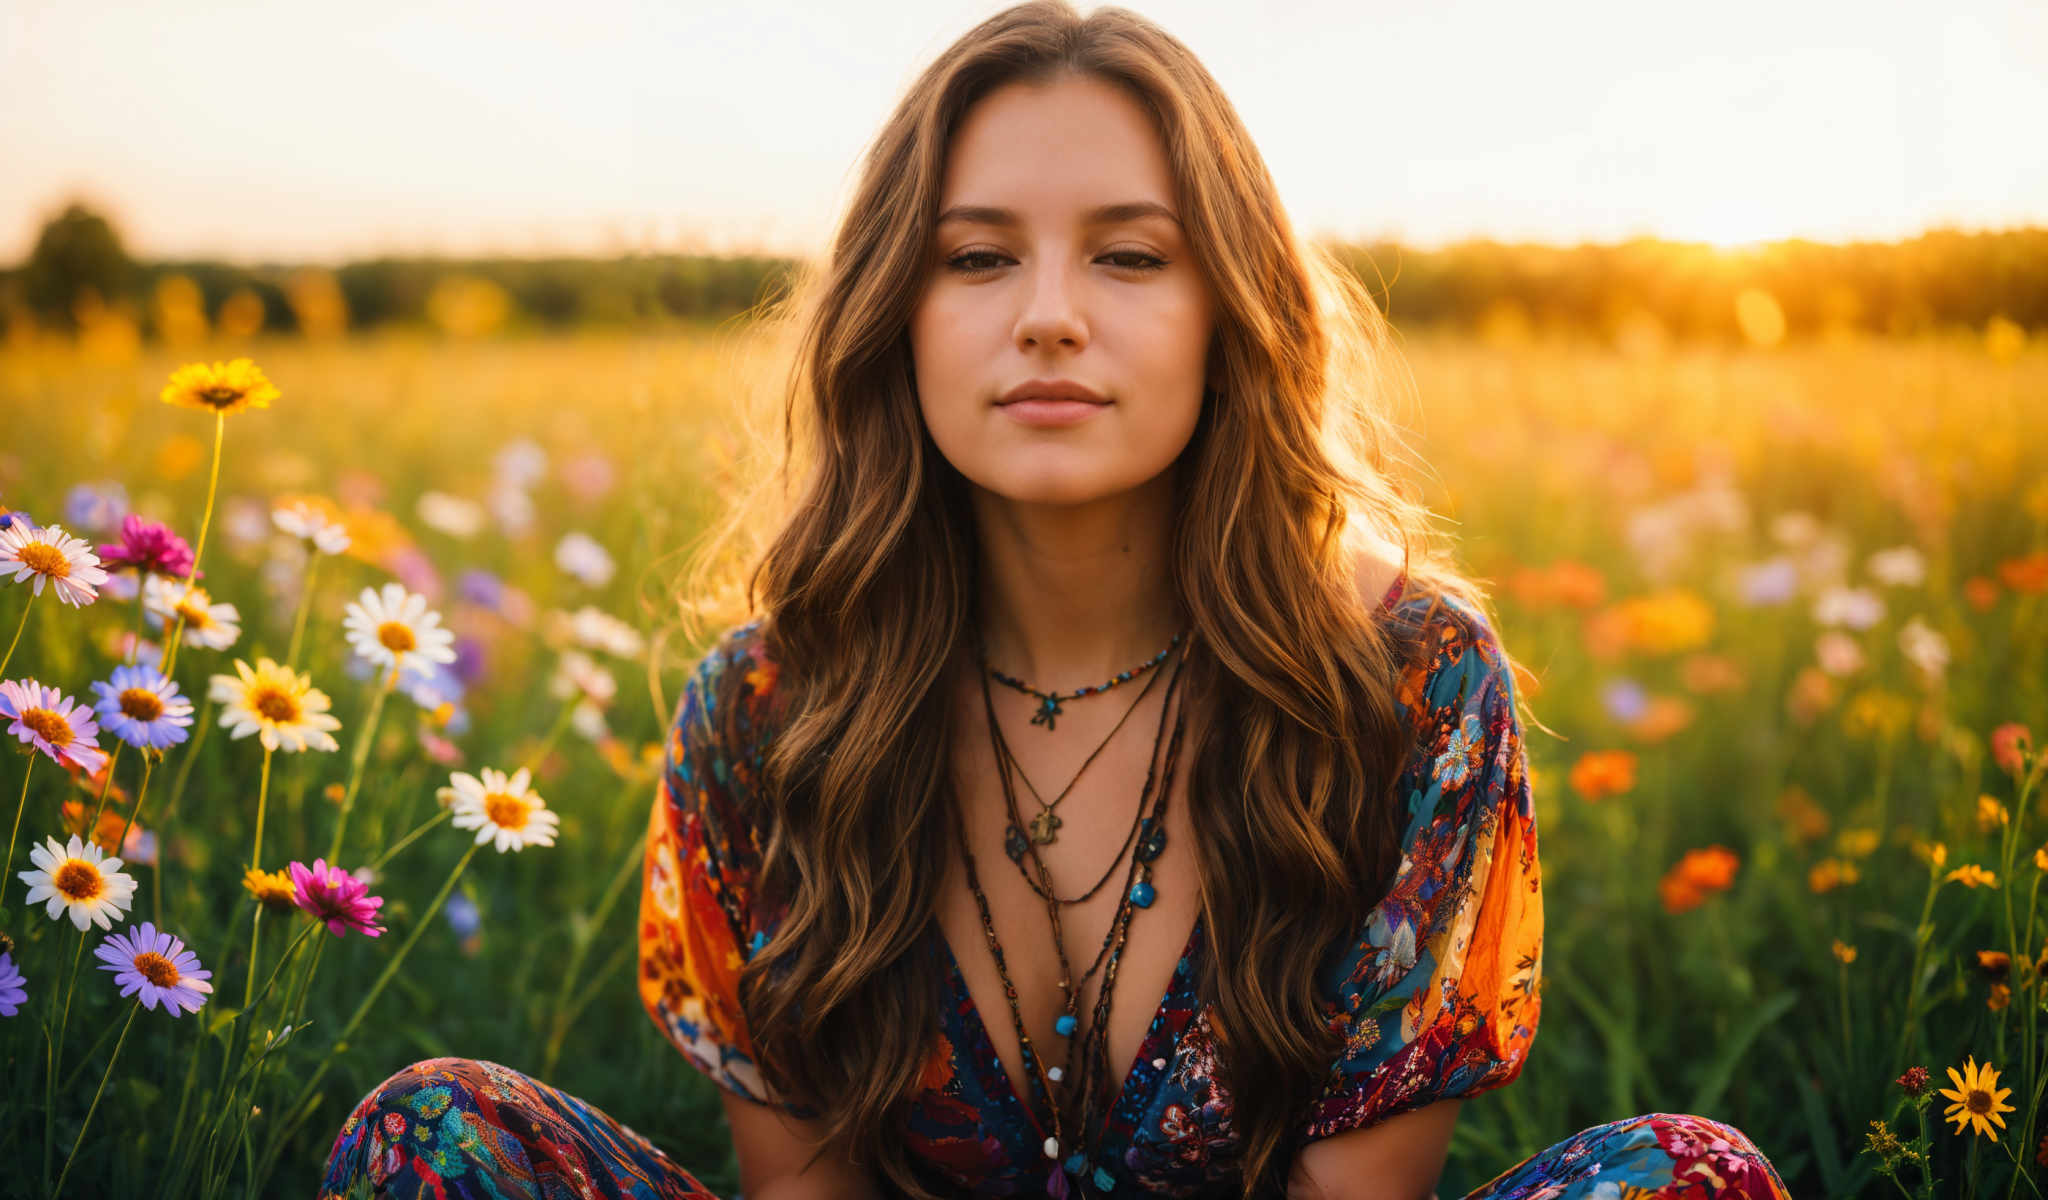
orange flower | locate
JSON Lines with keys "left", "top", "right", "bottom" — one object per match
{"left": 1975, "top": 951, "right": 2011, "bottom": 980}
{"left": 59, "top": 800, "right": 133, "bottom": 855}
{"left": 1990, "top": 723, "right": 2033, "bottom": 776}
{"left": 1679, "top": 653, "right": 1746, "bottom": 695}
{"left": 1808, "top": 858, "right": 1861, "bottom": 893}
{"left": 1832, "top": 940, "right": 1857, "bottom": 964}
{"left": 1627, "top": 696, "right": 1696, "bottom": 743}
{"left": 1997, "top": 551, "right": 2048, "bottom": 594}
{"left": 1962, "top": 576, "right": 1999, "bottom": 612}
{"left": 1660, "top": 845, "right": 1740, "bottom": 913}
{"left": 1945, "top": 864, "right": 1998, "bottom": 889}
{"left": 1776, "top": 785, "right": 1830, "bottom": 844}
{"left": 1989, "top": 983, "right": 2011, "bottom": 1011}
{"left": 1569, "top": 750, "right": 1638, "bottom": 802}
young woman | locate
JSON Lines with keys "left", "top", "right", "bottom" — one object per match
{"left": 322, "top": 4, "right": 1792, "bottom": 1198}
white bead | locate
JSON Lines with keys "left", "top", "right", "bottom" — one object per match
{"left": 1043, "top": 1135, "right": 1060, "bottom": 1159}
{"left": 1047, "top": 1066, "right": 1064, "bottom": 1083}
{"left": 1152, "top": 1057, "right": 1166, "bottom": 1070}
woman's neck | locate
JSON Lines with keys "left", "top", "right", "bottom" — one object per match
{"left": 967, "top": 472, "right": 1184, "bottom": 689}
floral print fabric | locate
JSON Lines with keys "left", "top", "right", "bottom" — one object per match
{"left": 318, "top": 572, "right": 1790, "bottom": 1198}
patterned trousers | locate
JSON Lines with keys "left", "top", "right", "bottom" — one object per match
{"left": 321, "top": 1057, "right": 1792, "bottom": 1199}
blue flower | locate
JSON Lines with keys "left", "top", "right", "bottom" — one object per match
{"left": 90, "top": 664, "right": 195, "bottom": 751}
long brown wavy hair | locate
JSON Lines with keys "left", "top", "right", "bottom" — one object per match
{"left": 660, "top": 3, "right": 1526, "bottom": 1195}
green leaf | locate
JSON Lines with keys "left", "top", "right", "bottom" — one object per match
{"left": 206, "top": 1004, "right": 244, "bottom": 1041}
{"left": 1685, "top": 989, "right": 1797, "bottom": 1114}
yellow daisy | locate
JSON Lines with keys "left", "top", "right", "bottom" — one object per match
{"left": 160, "top": 358, "right": 279, "bottom": 415}
{"left": 207, "top": 657, "right": 341, "bottom": 753}
{"left": 242, "top": 866, "right": 296, "bottom": 913}
{"left": 1937, "top": 1056, "right": 2015, "bottom": 1140}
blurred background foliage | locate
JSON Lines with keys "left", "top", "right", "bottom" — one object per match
{"left": 6, "top": 201, "right": 2043, "bottom": 352}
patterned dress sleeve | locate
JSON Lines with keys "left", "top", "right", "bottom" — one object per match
{"left": 1300, "top": 595, "right": 1543, "bottom": 1143}
{"left": 636, "top": 621, "right": 815, "bottom": 1117}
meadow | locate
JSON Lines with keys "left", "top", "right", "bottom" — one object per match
{"left": 0, "top": 324, "right": 2042, "bottom": 1199}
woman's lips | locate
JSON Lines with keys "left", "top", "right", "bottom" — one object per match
{"left": 998, "top": 398, "right": 1110, "bottom": 426}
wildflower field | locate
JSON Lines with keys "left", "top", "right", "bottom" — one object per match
{"left": 0, "top": 326, "right": 2042, "bottom": 1199}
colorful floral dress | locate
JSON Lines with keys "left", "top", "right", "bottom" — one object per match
{"left": 322, "top": 574, "right": 1793, "bottom": 1199}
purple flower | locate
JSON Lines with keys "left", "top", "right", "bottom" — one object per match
{"left": 0, "top": 951, "right": 26, "bottom": 1017}
{"left": 94, "top": 922, "right": 213, "bottom": 1015}
{"left": 97, "top": 514, "right": 200, "bottom": 580}
{"left": 444, "top": 890, "right": 481, "bottom": 939}
{"left": 1737, "top": 557, "right": 1799, "bottom": 607}
{"left": 457, "top": 568, "right": 504, "bottom": 611}
{"left": 90, "top": 664, "right": 195, "bottom": 751}
{"left": 64, "top": 482, "right": 129, "bottom": 536}
{"left": 289, "top": 858, "right": 387, "bottom": 938}
{"left": 1601, "top": 678, "right": 1650, "bottom": 723}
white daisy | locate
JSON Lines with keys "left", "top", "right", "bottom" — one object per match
{"left": 143, "top": 575, "right": 242, "bottom": 651}
{"left": 554, "top": 532, "right": 615, "bottom": 588}
{"left": 342, "top": 583, "right": 457, "bottom": 676}
{"left": 416, "top": 492, "right": 487, "bottom": 539}
{"left": 548, "top": 650, "right": 617, "bottom": 706}
{"left": 1812, "top": 585, "right": 1883, "bottom": 631}
{"left": 1866, "top": 545, "right": 1927, "bottom": 588}
{"left": 272, "top": 500, "right": 351, "bottom": 555}
{"left": 438, "top": 766, "right": 561, "bottom": 853}
{"left": 550, "top": 606, "right": 646, "bottom": 659}
{"left": 0, "top": 522, "right": 109, "bottom": 607}
{"left": 1899, "top": 616, "right": 1949, "bottom": 680}
{"left": 19, "top": 834, "right": 139, "bottom": 931}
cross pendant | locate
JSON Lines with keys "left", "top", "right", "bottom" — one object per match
{"left": 1028, "top": 808, "right": 1063, "bottom": 844}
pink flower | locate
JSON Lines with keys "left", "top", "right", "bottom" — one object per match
{"left": 288, "top": 858, "right": 386, "bottom": 938}
{"left": 0, "top": 679, "right": 110, "bottom": 776}
{"left": 96, "top": 514, "right": 200, "bottom": 580}
{"left": 1991, "top": 723, "right": 2034, "bottom": 777}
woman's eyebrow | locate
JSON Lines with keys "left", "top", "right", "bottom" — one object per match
{"left": 935, "top": 201, "right": 1181, "bottom": 229}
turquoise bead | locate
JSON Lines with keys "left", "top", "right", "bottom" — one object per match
{"left": 1064, "top": 1152, "right": 1086, "bottom": 1174}
{"left": 1055, "top": 1013, "right": 1077, "bottom": 1036}
{"left": 748, "top": 930, "right": 767, "bottom": 958}
{"left": 1092, "top": 1166, "right": 1116, "bottom": 1190}
{"left": 1128, "top": 880, "right": 1155, "bottom": 908}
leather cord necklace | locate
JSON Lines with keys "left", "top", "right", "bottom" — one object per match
{"left": 951, "top": 638, "right": 1189, "bottom": 1195}
{"left": 985, "top": 639, "right": 1171, "bottom": 874}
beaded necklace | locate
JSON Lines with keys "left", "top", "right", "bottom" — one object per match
{"left": 987, "top": 632, "right": 1183, "bottom": 731}
{"left": 985, "top": 639, "right": 1172, "bottom": 856}
{"left": 952, "top": 639, "right": 1189, "bottom": 1195}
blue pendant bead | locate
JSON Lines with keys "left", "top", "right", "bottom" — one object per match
{"left": 1128, "top": 879, "right": 1155, "bottom": 909}
{"left": 1054, "top": 1013, "right": 1078, "bottom": 1037}
{"left": 1092, "top": 1166, "right": 1117, "bottom": 1191}
{"left": 1064, "top": 1152, "right": 1087, "bottom": 1174}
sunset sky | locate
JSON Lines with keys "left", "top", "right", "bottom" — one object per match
{"left": 4, "top": 0, "right": 2044, "bottom": 264}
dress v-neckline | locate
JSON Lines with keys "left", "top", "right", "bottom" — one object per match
{"left": 927, "top": 910, "right": 1207, "bottom": 1164}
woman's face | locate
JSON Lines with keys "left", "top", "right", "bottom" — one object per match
{"left": 910, "top": 72, "right": 1216, "bottom": 508}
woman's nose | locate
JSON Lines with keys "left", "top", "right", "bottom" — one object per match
{"left": 1013, "top": 257, "right": 1088, "bottom": 350}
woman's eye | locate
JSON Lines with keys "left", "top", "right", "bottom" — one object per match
{"left": 942, "top": 250, "right": 1168, "bottom": 275}
{"left": 946, "top": 250, "right": 1007, "bottom": 274}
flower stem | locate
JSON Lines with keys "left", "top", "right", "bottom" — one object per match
{"left": 125, "top": 571, "right": 147, "bottom": 664}
{"left": 285, "top": 552, "right": 320, "bottom": 671}
{"left": 542, "top": 830, "right": 647, "bottom": 1077}
{"left": 53, "top": 998, "right": 139, "bottom": 1200}
{"left": 268, "top": 841, "right": 481, "bottom": 1164}
{"left": 325, "top": 668, "right": 395, "bottom": 862}
{"left": 160, "top": 412, "right": 225, "bottom": 681}
{"left": 0, "top": 589, "right": 36, "bottom": 679}
{"left": 367, "top": 809, "right": 452, "bottom": 872}
{"left": 250, "top": 744, "right": 274, "bottom": 871}
{"left": 0, "top": 755, "right": 35, "bottom": 910}
{"left": 112, "top": 757, "right": 156, "bottom": 892}
{"left": 519, "top": 700, "right": 579, "bottom": 777}
{"left": 84, "top": 741, "right": 125, "bottom": 841}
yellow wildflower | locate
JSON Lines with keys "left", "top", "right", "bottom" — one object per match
{"left": 1937, "top": 1057, "right": 2015, "bottom": 1140}
{"left": 1832, "top": 940, "right": 1857, "bottom": 964}
{"left": 1976, "top": 795, "right": 2010, "bottom": 832}
{"left": 1944, "top": 864, "right": 1998, "bottom": 889}
{"left": 1834, "top": 828, "right": 1879, "bottom": 858}
{"left": 242, "top": 867, "right": 296, "bottom": 913}
{"left": 160, "top": 358, "right": 279, "bottom": 415}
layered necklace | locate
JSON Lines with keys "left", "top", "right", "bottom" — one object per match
{"left": 952, "top": 629, "right": 1190, "bottom": 1196}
